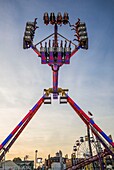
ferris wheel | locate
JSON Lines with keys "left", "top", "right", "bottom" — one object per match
{"left": 72, "top": 132, "right": 105, "bottom": 169}
{"left": 73, "top": 136, "right": 98, "bottom": 159}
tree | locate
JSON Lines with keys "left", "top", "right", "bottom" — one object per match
{"left": 13, "top": 157, "right": 22, "bottom": 162}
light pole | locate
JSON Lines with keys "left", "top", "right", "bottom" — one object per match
{"left": 88, "top": 111, "right": 104, "bottom": 170}
{"left": 35, "top": 150, "right": 38, "bottom": 169}
{"left": 24, "top": 155, "right": 29, "bottom": 170}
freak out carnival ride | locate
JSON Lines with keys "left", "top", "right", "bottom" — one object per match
{"left": 0, "top": 12, "right": 114, "bottom": 169}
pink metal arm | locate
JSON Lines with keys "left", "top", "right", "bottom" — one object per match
{"left": 70, "top": 46, "right": 81, "bottom": 58}
{"left": 0, "top": 95, "right": 44, "bottom": 151}
{"left": 67, "top": 95, "right": 114, "bottom": 148}
{"left": 0, "top": 101, "right": 43, "bottom": 161}
{"left": 32, "top": 45, "right": 41, "bottom": 56}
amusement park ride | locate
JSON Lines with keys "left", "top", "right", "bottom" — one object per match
{"left": 0, "top": 12, "right": 114, "bottom": 168}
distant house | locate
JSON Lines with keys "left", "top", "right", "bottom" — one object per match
{"left": 0, "top": 160, "right": 34, "bottom": 170}
{"left": 44, "top": 150, "right": 67, "bottom": 170}
{"left": 0, "top": 160, "right": 20, "bottom": 170}
{"left": 15, "top": 160, "right": 34, "bottom": 170}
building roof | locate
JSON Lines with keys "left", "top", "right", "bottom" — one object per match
{"left": 0, "top": 160, "right": 20, "bottom": 169}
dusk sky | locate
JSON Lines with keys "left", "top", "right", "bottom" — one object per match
{"left": 0, "top": 0, "right": 114, "bottom": 162}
